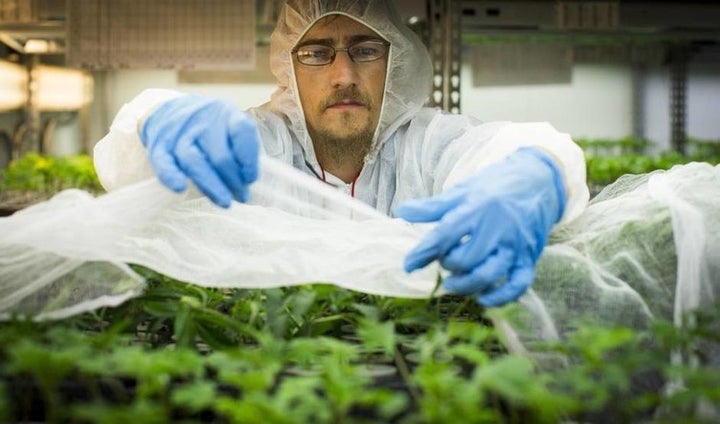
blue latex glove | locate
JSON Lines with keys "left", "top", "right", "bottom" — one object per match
{"left": 394, "top": 147, "right": 566, "bottom": 307}
{"left": 140, "top": 95, "right": 259, "bottom": 207}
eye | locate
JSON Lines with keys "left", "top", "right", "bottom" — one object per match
{"left": 296, "top": 45, "right": 333, "bottom": 64}
{"left": 349, "top": 41, "right": 386, "bottom": 61}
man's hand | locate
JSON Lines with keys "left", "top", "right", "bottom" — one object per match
{"left": 140, "top": 95, "right": 260, "bottom": 207}
{"left": 394, "top": 147, "right": 566, "bottom": 307}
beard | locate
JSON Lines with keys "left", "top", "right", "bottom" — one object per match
{"left": 308, "top": 86, "right": 378, "bottom": 168}
{"left": 312, "top": 121, "right": 374, "bottom": 167}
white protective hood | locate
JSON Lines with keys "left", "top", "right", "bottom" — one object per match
{"left": 267, "top": 0, "right": 433, "bottom": 164}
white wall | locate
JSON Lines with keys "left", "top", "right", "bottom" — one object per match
{"left": 5, "top": 45, "right": 719, "bottom": 161}
{"left": 462, "top": 60, "right": 720, "bottom": 151}
{"left": 81, "top": 61, "right": 719, "bottom": 154}
{"left": 687, "top": 63, "right": 720, "bottom": 140}
{"left": 101, "top": 70, "right": 277, "bottom": 114}
{"left": 92, "top": 64, "right": 637, "bottom": 147}
{"left": 47, "top": 118, "right": 81, "bottom": 156}
{"left": 461, "top": 63, "right": 635, "bottom": 141}
{"left": 641, "top": 62, "right": 720, "bottom": 152}
{"left": 642, "top": 67, "right": 670, "bottom": 152}
{"left": 87, "top": 69, "right": 277, "bottom": 146}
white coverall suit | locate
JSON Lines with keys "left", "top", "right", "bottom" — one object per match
{"left": 93, "top": 0, "right": 589, "bottom": 222}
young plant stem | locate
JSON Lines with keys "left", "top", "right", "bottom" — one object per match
{"left": 393, "top": 345, "right": 421, "bottom": 405}
{"left": 448, "top": 296, "right": 474, "bottom": 321}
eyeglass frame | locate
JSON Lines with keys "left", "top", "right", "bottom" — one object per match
{"left": 291, "top": 39, "right": 390, "bottom": 66}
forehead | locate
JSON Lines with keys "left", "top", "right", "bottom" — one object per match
{"left": 300, "top": 14, "right": 380, "bottom": 44}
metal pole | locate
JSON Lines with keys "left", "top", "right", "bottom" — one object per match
{"left": 443, "top": 0, "right": 461, "bottom": 114}
{"left": 427, "top": 0, "right": 462, "bottom": 113}
{"left": 19, "top": 54, "right": 41, "bottom": 159}
{"left": 669, "top": 45, "right": 688, "bottom": 155}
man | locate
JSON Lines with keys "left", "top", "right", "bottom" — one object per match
{"left": 93, "top": 0, "right": 589, "bottom": 307}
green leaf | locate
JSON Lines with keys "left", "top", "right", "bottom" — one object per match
{"left": 447, "top": 343, "right": 489, "bottom": 366}
{"left": 474, "top": 355, "right": 536, "bottom": 402}
{"left": 71, "top": 400, "right": 167, "bottom": 424}
{"left": 170, "top": 381, "right": 217, "bottom": 413}
{"left": 357, "top": 318, "right": 395, "bottom": 356}
{"left": 353, "top": 303, "right": 380, "bottom": 320}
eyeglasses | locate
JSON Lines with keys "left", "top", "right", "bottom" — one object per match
{"left": 293, "top": 40, "right": 389, "bottom": 66}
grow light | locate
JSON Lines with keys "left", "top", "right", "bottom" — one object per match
{"left": 0, "top": 59, "right": 26, "bottom": 111}
{"left": 33, "top": 65, "right": 93, "bottom": 111}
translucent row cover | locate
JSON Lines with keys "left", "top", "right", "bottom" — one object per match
{"left": 1, "top": 157, "right": 718, "bottom": 368}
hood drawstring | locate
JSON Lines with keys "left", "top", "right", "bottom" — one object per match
{"left": 307, "top": 160, "right": 359, "bottom": 198}
{"left": 320, "top": 167, "right": 360, "bottom": 198}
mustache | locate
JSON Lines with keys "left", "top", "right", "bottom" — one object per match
{"left": 321, "top": 87, "right": 371, "bottom": 109}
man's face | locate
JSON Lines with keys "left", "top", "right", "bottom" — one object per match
{"left": 293, "top": 15, "right": 388, "bottom": 154}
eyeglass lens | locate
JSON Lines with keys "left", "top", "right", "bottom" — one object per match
{"left": 295, "top": 40, "right": 388, "bottom": 66}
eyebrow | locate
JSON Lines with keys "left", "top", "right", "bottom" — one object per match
{"left": 296, "top": 34, "right": 384, "bottom": 48}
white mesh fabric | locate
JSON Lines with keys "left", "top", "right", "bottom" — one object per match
{"left": 0, "top": 156, "right": 441, "bottom": 320}
{"left": 495, "top": 162, "right": 719, "bottom": 364}
{"left": 1, "top": 160, "right": 717, "bottom": 372}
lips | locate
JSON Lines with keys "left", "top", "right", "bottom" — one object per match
{"left": 322, "top": 88, "right": 369, "bottom": 111}
{"left": 328, "top": 99, "right": 364, "bottom": 109}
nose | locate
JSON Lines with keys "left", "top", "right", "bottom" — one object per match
{"left": 328, "top": 50, "right": 359, "bottom": 88}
